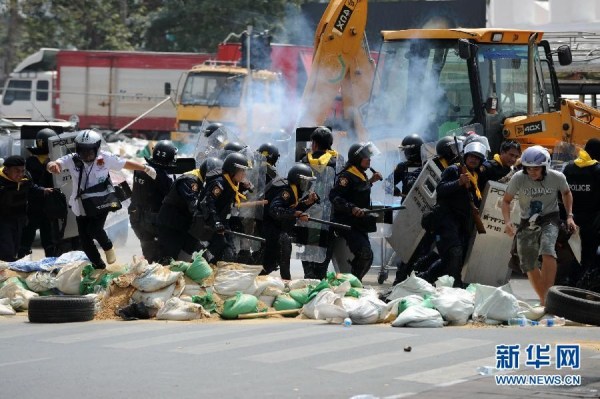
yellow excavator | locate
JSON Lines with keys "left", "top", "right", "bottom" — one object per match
{"left": 300, "top": 0, "right": 600, "bottom": 153}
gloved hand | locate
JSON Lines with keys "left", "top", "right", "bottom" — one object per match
{"left": 351, "top": 207, "right": 365, "bottom": 217}
{"left": 215, "top": 222, "right": 226, "bottom": 234}
{"left": 144, "top": 165, "right": 157, "bottom": 180}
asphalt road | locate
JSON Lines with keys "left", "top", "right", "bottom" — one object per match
{"left": 2, "top": 226, "right": 597, "bottom": 399}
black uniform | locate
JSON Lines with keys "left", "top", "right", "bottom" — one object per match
{"left": 129, "top": 167, "right": 173, "bottom": 262}
{"left": 157, "top": 170, "right": 203, "bottom": 262}
{"left": 261, "top": 177, "right": 312, "bottom": 280}
{"left": 426, "top": 164, "right": 481, "bottom": 287}
{"left": 390, "top": 160, "right": 422, "bottom": 197}
{"left": 563, "top": 159, "right": 600, "bottom": 282}
{"left": 0, "top": 168, "right": 45, "bottom": 261}
{"left": 478, "top": 157, "right": 512, "bottom": 191}
{"left": 19, "top": 155, "right": 61, "bottom": 258}
{"left": 197, "top": 170, "right": 238, "bottom": 264}
{"left": 329, "top": 167, "right": 376, "bottom": 280}
{"left": 298, "top": 150, "right": 339, "bottom": 279}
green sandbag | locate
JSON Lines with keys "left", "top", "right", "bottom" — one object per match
{"left": 192, "top": 291, "right": 217, "bottom": 313}
{"left": 0, "top": 276, "right": 29, "bottom": 290}
{"left": 186, "top": 251, "right": 213, "bottom": 282}
{"left": 307, "top": 280, "right": 331, "bottom": 301}
{"left": 398, "top": 296, "right": 423, "bottom": 314}
{"left": 345, "top": 288, "right": 361, "bottom": 298}
{"left": 169, "top": 260, "right": 190, "bottom": 273}
{"left": 273, "top": 294, "right": 302, "bottom": 311}
{"left": 80, "top": 265, "right": 122, "bottom": 295}
{"left": 220, "top": 292, "right": 258, "bottom": 320}
{"left": 336, "top": 273, "right": 363, "bottom": 288}
{"left": 289, "top": 287, "right": 311, "bottom": 305}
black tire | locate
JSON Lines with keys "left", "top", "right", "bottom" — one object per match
{"left": 545, "top": 286, "right": 600, "bottom": 326}
{"left": 28, "top": 296, "right": 95, "bottom": 323}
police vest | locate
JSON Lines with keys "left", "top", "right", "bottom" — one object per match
{"left": 563, "top": 162, "right": 600, "bottom": 214}
{"left": 131, "top": 169, "right": 167, "bottom": 212}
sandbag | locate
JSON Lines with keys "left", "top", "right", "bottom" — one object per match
{"left": 55, "top": 261, "right": 89, "bottom": 295}
{"left": 220, "top": 292, "right": 259, "bottom": 320}
{"left": 398, "top": 294, "right": 425, "bottom": 314}
{"left": 472, "top": 283, "right": 520, "bottom": 323}
{"left": 328, "top": 272, "right": 363, "bottom": 288}
{"left": 156, "top": 297, "right": 210, "bottom": 321}
{"left": 0, "top": 297, "right": 16, "bottom": 315}
{"left": 186, "top": 251, "right": 213, "bottom": 283}
{"left": 386, "top": 271, "right": 436, "bottom": 301}
{"left": 213, "top": 262, "right": 263, "bottom": 297}
{"left": 287, "top": 279, "right": 320, "bottom": 290}
{"left": 253, "top": 276, "right": 286, "bottom": 297}
{"left": 273, "top": 294, "right": 303, "bottom": 311}
{"left": 0, "top": 281, "right": 38, "bottom": 310}
{"left": 391, "top": 306, "right": 444, "bottom": 328}
{"left": 289, "top": 287, "right": 311, "bottom": 305}
{"left": 25, "top": 272, "right": 57, "bottom": 293}
{"left": 347, "top": 296, "right": 389, "bottom": 325}
{"left": 191, "top": 291, "right": 217, "bottom": 313}
{"left": 131, "top": 260, "right": 182, "bottom": 292}
{"left": 131, "top": 276, "right": 185, "bottom": 309}
{"left": 430, "top": 286, "right": 475, "bottom": 326}
{"left": 302, "top": 289, "right": 347, "bottom": 321}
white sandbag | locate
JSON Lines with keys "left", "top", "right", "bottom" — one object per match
{"left": 287, "top": 279, "right": 321, "bottom": 290}
{"left": 430, "top": 286, "right": 474, "bottom": 326}
{"left": 181, "top": 277, "right": 201, "bottom": 297}
{"left": 131, "top": 261, "right": 183, "bottom": 292}
{"left": 472, "top": 283, "right": 520, "bottom": 323}
{"left": 0, "top": 297, "right": 16, "bottom": 315}
{"left": 348, "top": 296, "right": 389, "bottom": 325}
{"left": 0, "top": 282, "right": 38, "bottom": 310}
{"left": 55, "top": 261, "right": 88, "bottom": 295}
{"left": 131, "top": 276, "right": 185, "bottom": 309}
{"left": 303, "top": 289, "right": 347, "bottom": 322}
{"left": 213, "top": 262, "right": 263, "bottom": 297}
{"left": 156, "top": 297, "right": 210, "bottom": 321}
{"left": 253, "top": 276, "right": 286, "bottom": 297}
{"left": 386, "top": 271, "right": 436, "bottom": 301}
{"left": 25, "top": 272, "right": 57, "bottom": 292}
{"left": 391, "top": 306, "right": 444, "bottom": 328}
{"left": 258, "top": 295, "right": 276, "bottom": 307}
{"left": 434, "top": 275, "right": 455, "bottom": 288}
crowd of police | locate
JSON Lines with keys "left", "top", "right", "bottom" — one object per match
{"left": 1, "top": 125, "right": 599, "bottom": 297}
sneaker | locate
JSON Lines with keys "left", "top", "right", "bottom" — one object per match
{"left": 105, "top": 248, "right": 117, "bottom": 264}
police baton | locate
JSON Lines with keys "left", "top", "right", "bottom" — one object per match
{"left": 362, "top": 206, "right": 406, "bottom": 214}
{"left": 235, "top": 200, "right": 268, "bottom": 208}
{"left": 305, "top": 217, "right": 351, "bottom": 231}
{"left": 225, "top": 230, "right": 266, "bottom": 243}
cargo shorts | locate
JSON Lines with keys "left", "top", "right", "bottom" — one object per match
{"left": 516, "top": 222, "right": 559, "bottom": 273}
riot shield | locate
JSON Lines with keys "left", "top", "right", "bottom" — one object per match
{"left": 551, "top": 141, "right": 579, "bottom": 171}
{"left": 462, "top": 181, "right": 521, "bottom": 286}
{"left": 293, "top": 165, "right": 336, "bottom": 263}
{"left": 370, "top": 142, "right": 401, "bottom": 238}
{"left": 193, "top": 124, "right": 242, "bottom": 165}
{"left": 0, "top": 132, "right": 16, "bottom": 159}
{"left": 230, "top": 151, "right": 267, "bottom": 261}
{"left": 48, "top": 132, "right": 79, "bottom": 239}
{"left": 420, "top": 141, "right": 437, "bottom": 165}
{"left": 387, "top": 159, "right": 443, "bottom": 263}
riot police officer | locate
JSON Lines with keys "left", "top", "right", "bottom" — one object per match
{"left": 329, "top": 142, "right": 383, "bottom": 281}
{"left": 391, "top": 134, "right": 424, "bottom": 198}
{"left": 262, "top": 163, "right": 318, "bottom": 280}
{"left": 129, "top": 140, "right": 177, "bottom": 263}
{"left": 196, "top": 152, "right": 251, "bottom": 264}
{"left": 423, "top": 140, "right": 487, "bottom": 287}
{"left": 19, "top": 128, "right": 62, "bottom": 258}
{"left": 433, "top": 136, "right": 460, "bottom": 171}
{"left": 257, "top": 142, "right": 280, "bottom": 185}
{"left": 563, "top": 138, "right": 600, "bottom": 288}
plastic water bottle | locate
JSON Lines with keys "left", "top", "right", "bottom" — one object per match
{"left": 539, "top": 317, "right": 566, "bottom": 327}
{"left": 508, "top": 317, "right": 539, "bottom": 326}
{"left": 476, "top": 366, "right": 499, "bottom": 375}
{"left": 343, "top": 317, "right": 352, "bottom": 327}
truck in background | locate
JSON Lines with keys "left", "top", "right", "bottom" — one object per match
{"left": 0, "top": 48, "right": 211, "bottom": 139}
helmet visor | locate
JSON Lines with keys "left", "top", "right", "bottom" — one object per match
{"left": 297, "top": 174, "right": 317, "bottom": 192}
{"left": 355, "top": 142, "right": 381, "bottom": 160}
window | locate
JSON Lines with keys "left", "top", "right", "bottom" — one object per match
{"left": 36, "top": 80, "right": 49, "bottom": 101}
{"left": 2, "top": 80, "right": 32, "bottom": 104}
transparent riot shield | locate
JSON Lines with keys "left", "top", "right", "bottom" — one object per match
{"left": 230, "top": 151, "right": 267, "bottom": 260}
{"left": 551, "top": 141, "right": 579, "bottom": 171}
{"left": 193, "top": 124, "right": 242, "bottom": 166}
{"left": 420, "top": 141, "right": 437, "bottom": 165}
{"left": 370, "top": 142, "right": 401, "bottom": 238}
{"left": 48, "top": 132, "right": 79, "bottom": 239}
{"left": 293, "top": 165, "right": 336, "bottom": 263}
{"left": 0, "top": 132, "right": 15, "bottom": 159}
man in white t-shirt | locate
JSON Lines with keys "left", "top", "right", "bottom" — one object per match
{"left": 47, "top": 130, "right": 156, "bottom": 269}
{"left": 501, "top": 145, "right": 577, "bottom": 306}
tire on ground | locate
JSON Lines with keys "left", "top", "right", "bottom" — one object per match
{"left": 544, "top": 286, "right": 600, "bottom": 326}
{"left": 28, "top": 296, "right": 95, "bottom": 323}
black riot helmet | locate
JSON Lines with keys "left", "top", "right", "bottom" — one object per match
{"left": 435, "top": 136, "right": 459, "bottom": 160}
{"left": 347, "top": 141, "right": 380, "bottom": 167}
{"left": 310, "top": 126, "right": 333, "bottom": 150}
{"left": 28, "top": 128, "right": 56, "bottom": 155}
{"left": 199, "top": 157, "right": 223, "bottom": 181}
{"left": 257, "top": 142, "right": 280, "bottom": 166}
{"left": 148, "top": 140, "right": 177, "bottom": 167}
{"left": 222, "top": 152, "right": 250, "bottom": 176}
{"left": 204, "top": 123, "right": 224, "bottom": 137}
{"left": 400, "top": 134, "right": 424, "bottom": 163}
{"left": 223, "top": 141, "right": 247, "bottom": 153}
{"left": 287, "top": 163, "right": 316, "bottom": 193}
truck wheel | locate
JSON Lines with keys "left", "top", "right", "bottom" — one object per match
{"left": 28, "top": 296, "right": 95, "bottom": 323}
{"left": 544, "top": 286, "right": 600, "bottom": 326}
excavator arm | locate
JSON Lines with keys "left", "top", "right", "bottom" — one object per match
{"left": 297, "top": 0, "right": 375, "bottom": 141}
